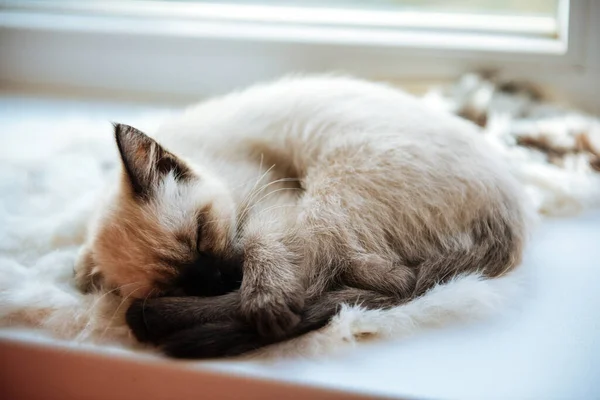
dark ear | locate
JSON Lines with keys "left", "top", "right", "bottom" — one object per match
{"left": 113, "top": 123, "right": 193, "bottom": 198}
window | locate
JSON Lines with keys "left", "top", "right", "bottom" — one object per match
{"left": 0, "top": 1, "right": 597, "bottom": 112}
{"left": 138, "top": 0, "right": 563, "bottom": 40}
{"left": 7, "top": 0, "right": 565, "bottom": 52}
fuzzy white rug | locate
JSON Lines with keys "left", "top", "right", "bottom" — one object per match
{"left": 424, "top": 73, "right": 600, "bottom": 215}
{"left": 1, "top": 75, "right": 599, "bottom": 359}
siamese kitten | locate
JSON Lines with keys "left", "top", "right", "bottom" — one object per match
{"left": 74, "top": 76, "right": 530, "bottom": 358}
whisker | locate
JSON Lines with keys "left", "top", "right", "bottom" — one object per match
{"left": 226, "top": 160, "right": 274, "bottom": 194}
{"left": 237, "top": 181, "right": 302, "bottom": 227}
{"left": 255, "top": 203, "right": 301, "bottom": 216}
{"left": 246, "top": 177, "right": 301, "bottom": 202}
{"left": 238, "top": 164, "right": 277, "bottom": 207}
{"left": 98, "top": 286, "right": 147, "bottom": 340}
{"left": 236, "top": 164, "right": 277, "bottom": 225}
{"left": 75, "top": 282, "right": 141, "bottom": 342}
{"left": 234, "top": 187, "right": 303, "bottom": 242}
{"left": 202, "top": 185, "right": 302, "bottom": 228}
{"left": 242, "top": 158, "right": 272, "bottom": 207}
{"left": 242, "top": 187, "right": 302, "bottom": 215}
{"left": 141, "top": 288, "right": 157, "bottom": 334}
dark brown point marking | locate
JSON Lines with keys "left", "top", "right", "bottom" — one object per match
{"left": 113, "top": 123, "right": 194, "bottom": 200}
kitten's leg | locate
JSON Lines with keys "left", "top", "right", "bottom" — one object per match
{"left": 240, "top": 234, "right": 305, "bottom": 338}
{"left": 155, "top": 287, "right": 403, "bottom": 359}
{"left": 126, "top": 291, "right": 240, "bottom": 344}
{"left": 238, "top": 174, "right": 378, "bottom": 338}
{"left": 343, "top": 255, "right": 417, "bottom": 299}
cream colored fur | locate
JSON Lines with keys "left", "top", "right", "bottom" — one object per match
{"left": 4, "top": 73, "right": 591, "bottom": 358}
{"left": 68, "top": 76, "right": 533, "bottom": 357}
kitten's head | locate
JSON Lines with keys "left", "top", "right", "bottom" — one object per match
{"left": 77, "top": 124, "right": 242, "bottom": 299}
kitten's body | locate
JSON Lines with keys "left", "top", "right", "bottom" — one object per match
{"left": 76, "top": 76, "right": 531, "bottom": 357}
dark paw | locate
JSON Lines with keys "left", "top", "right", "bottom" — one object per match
{"left": 126, "top": 300, "right": 268, "bottom": 359}
{"left": 159, "top": 321, "right": 263, "bottom": 359}
{"left": 126, "top": 299, "right": 170, "bottom": 344}
{"left": 126, "top": 293, "right": 241, "bottom": 344}
{"left": 126, "top": 298, "right": 199, "bottom": 344}
{"left": 241, "top": 291, "right": 304, "bottom": 338}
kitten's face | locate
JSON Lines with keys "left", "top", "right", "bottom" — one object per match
{"left": 77, "top": 124, "right": 242, "bottom": 299}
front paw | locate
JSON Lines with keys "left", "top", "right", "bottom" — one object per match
{"left": 126, "top": 297, "right": 201, "bottom": 344}
{"left": 126, "top": 298, "right": 174, "bottom": 344}
{"left": 126, "top": 293, "right": 241, "bottom": 344}
{"left": 240, "top": 285, "right": 304, "bottom": 338}
{"left": 160, "top": 321, "right": 262, "bottom": 359}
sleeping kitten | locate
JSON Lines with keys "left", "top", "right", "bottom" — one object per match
{"left": 74, "top": 76, "right": 531, "bottom": 358}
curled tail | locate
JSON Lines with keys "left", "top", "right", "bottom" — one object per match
{"left": 127, "top": 269, "right": 521, "bottom": 359}
{"left": 128, "top": 268, "right": 522, "bottom": 359}
{"left": 126, "top": 288, "right": 403, "bottom": 359}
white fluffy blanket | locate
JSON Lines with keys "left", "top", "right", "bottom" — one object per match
{"left": 1, "top": 75, "right": 599, "bottom": 358}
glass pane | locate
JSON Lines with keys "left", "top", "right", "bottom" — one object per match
{"left": 140, "top": 1, "right": 559, "bottom": 17}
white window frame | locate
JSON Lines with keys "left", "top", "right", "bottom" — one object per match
{"left": 0, "top": 0, "right": 597, "bottom": 112}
